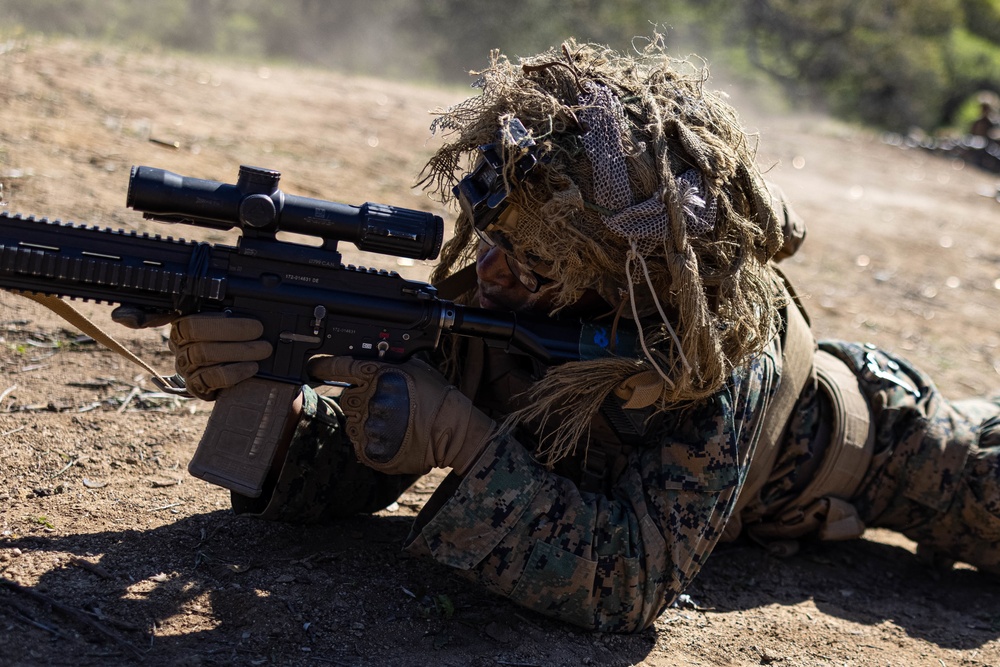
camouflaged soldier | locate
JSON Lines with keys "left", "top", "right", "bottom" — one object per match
{"left": 146, "top": 40, "right": 1000, "bottom": 632}
{"left": 970, "top": 91, "right": 1000, "bottom": 139}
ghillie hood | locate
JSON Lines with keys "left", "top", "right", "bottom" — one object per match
{"left": 421, "top": 38, "right": 785, "bottom": 464}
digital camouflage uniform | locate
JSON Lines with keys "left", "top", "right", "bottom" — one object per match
{"left": 230, "top": 325, "right": 1000, "bottom": 632}
{"left": 819, "top": 342, "right": 1000, "bottom": 573}
{"left": 233, "top": 333, "right": 778, "bottom": 632}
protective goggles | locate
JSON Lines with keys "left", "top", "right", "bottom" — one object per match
{"left": 472, "top": 207, "right": 553, "bottom": 293}
{"left": 452, "top": 119, "right": 551, "bottom": 292}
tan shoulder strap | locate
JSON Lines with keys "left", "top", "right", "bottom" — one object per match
{"left": 747, "top": 350, "right": 874, "bottom": 543}
{"left": 807, "top": 350, "right": 874, "bottom": 504}
{"left": 16, "top": 292, "right": 182, "bottom": 392}
{"left": 723, "top": 275, "right": 816, "bottom": 541}
{"left": 741, "top": 289, "right": 815, "bottom": 509}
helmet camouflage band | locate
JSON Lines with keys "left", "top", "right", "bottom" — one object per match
{"left": 422, "top": 38, "right": 786, "bottom": 463}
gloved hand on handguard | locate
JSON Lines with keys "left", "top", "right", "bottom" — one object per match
{"left": 161, "top": 313, "right": 272, "bottom": 400}
{"left": 111, "top": 307, "right": 272, "bottom": 400}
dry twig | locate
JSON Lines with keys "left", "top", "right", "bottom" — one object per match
{"left": 50, "top": 455, "right": 88, "bottom": 479}
{"left": 69, "top": 555, "right": 115, "bottom": 580}
{"left": 0, "top": 577, "right": 145, "bottom": 659}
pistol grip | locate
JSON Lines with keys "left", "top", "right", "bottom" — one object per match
{"left": 187, "top": 378, "right": 301, "bottom": 498}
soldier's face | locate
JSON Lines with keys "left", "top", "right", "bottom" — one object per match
{"left": 475, "top": 241, "right": 608, "bottom": 317}
{"left": 476, "top": 241, "right": 552, "bottom": 313}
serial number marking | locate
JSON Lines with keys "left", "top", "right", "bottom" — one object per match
{"left": 284, "top": 274, "right": 320, "bottom": 284}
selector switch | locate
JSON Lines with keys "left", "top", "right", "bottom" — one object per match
{"left": 311, "top": 305, "right": 327, "bottom": 334}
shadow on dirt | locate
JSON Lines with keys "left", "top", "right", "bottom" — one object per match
{"left": 5, "top": 509, "right": 998, "bottom": 666}
{"left": 694, "top": 535, "right": 1000, "bottom": 650}
{"left": 1, "top": 510, "right": 657, "bottom": 667}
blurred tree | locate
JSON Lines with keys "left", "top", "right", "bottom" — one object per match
{"left": 962, "top": 0, "right": 1000, "bottom": 43}
{"left": 728, "top": 0, "right": 1000, "bottom": 130}
{"left": 2, "top": 0, "right": 1000, "bottom": 131}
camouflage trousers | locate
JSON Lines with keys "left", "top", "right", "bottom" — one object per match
{"left": 822, "top": 341, "right": 1000, "bottom": 574}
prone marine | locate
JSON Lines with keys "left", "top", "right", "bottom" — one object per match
{"left": 116, "top": 39, "right": 1000, "bottom": 632}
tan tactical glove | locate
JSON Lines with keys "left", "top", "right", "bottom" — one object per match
{"left": 110, "top": 305, "right": 179, "bottom": 330}
{"left": 168, "top": 313, "right": 273, "bottom": 400}
{"left": 308, "top": 356, "right": 495, "bottom": 477}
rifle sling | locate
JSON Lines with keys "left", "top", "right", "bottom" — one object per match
{"left": 17, "top": 292, "right": 180, "bottom": 392}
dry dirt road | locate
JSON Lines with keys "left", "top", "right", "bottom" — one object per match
{"left": 1, "top": 37, "right": 999, "bottom": 667}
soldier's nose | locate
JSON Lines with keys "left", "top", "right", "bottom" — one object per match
{"left": 476, "top": 243, "right": 518, "bottom": 288}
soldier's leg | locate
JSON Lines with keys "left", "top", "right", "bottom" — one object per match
{"left": 831, "top": 341, "right": 1000, "bottom": 574}
{"left": 229, "top": 386, "right": 417, "bottom": 524}
{"left": 903, "top": 412, "right": 1000, "bottom": 573}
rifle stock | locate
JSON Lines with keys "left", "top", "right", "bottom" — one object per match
{"left": 0, "top": 166, "right": 634, "bottom": 497}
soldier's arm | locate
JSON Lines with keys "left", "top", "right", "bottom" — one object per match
{"left": 403, "top": 350, "right": 777, "bottom": 632}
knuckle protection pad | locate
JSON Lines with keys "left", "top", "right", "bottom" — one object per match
{"left": 176, "top": 347, "right": 203, "bottom": 376}
{"left": 361, "top": 370, "right": 412, "bottom": 464}
{"left": 358, "top": 361, "right": 381, "bottom": 376}
{"left": 199, "top": 366, "right": 225, "bottom": 392}
{"left": 175, "top": 349, "right": 193, "bottom": 375}
{"left": 343, "top": 394, "right": 366, "bottom": 410}
{"left": 171, "top": 320, "right": 192, "bottom": 345}
{"left": 185, "top": 372, "right": 213, "bottom": 400}
{"left": 186, "top": 344, "right": 208, "bottom": 366}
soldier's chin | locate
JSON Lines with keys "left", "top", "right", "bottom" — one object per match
{"left": 478, "top": 288, "right": 526, "bottom": 312}
{"left": 478, "top": 293, "right": 507, "bottom": 310}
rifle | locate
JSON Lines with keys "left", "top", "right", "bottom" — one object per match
{"left": 0, "top": 165, "right": 632, "bottom": 497}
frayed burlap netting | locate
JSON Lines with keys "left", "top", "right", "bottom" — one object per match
{"left": 421, "top": 38, "right": 786, "bottom": 466}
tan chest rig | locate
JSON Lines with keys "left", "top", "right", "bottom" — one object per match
{"left": 455, "top": 337, "right": 659, "bottom": 495}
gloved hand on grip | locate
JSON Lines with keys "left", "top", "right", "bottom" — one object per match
{"left": 168, "top": 313, "right": 273, "bottom": 400}
{"left": 308, "top": 356, "right": 495, "bottom": 477}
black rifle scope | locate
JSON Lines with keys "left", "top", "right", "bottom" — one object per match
{"left": 127, "top": 165, "right": 444, "bottom": 260}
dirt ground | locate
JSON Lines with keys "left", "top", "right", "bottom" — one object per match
{"left": 1, "top": 37, "right": 1000, "bottom": 667}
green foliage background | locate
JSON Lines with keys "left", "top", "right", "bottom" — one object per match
{"left": 3, "top": 0, "right": 1000, "bottom": 132}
